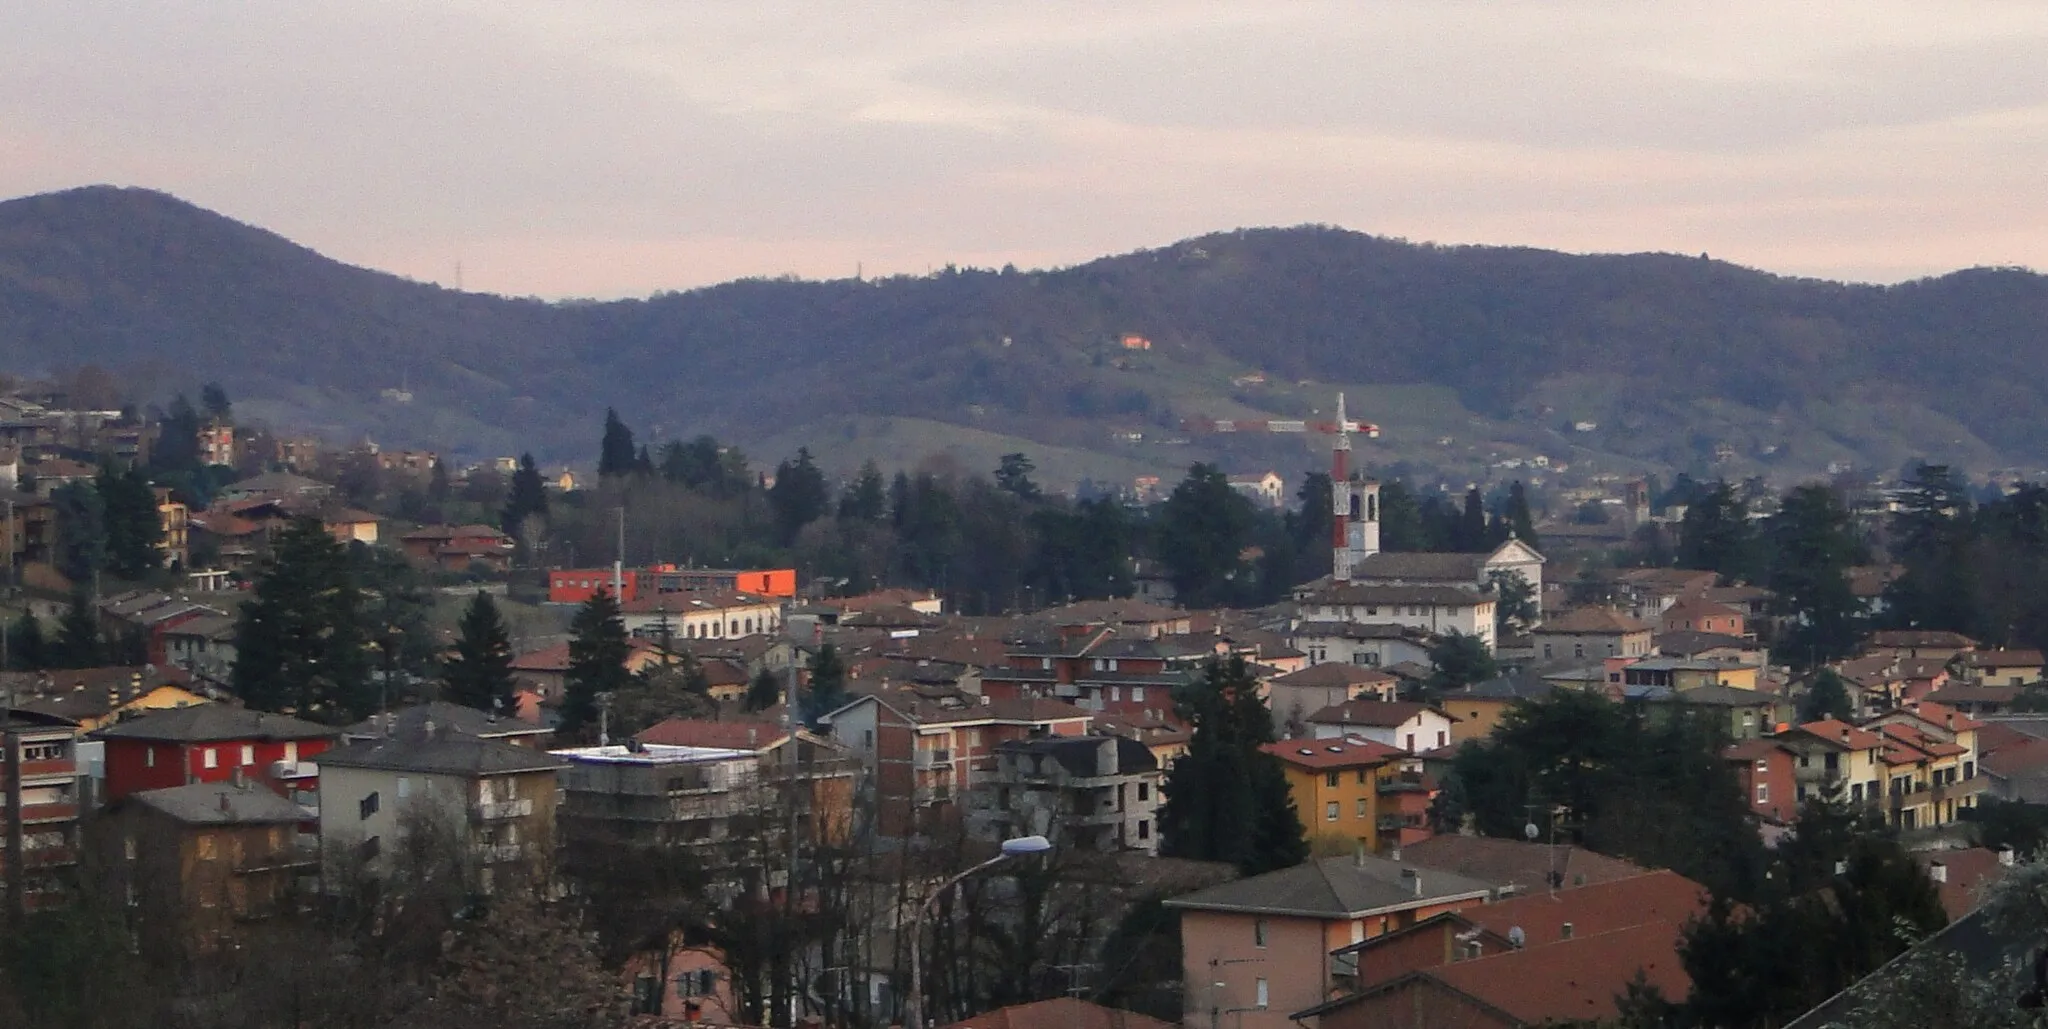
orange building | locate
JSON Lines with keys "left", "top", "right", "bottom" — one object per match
{"left": 547, "top": 565, "right": 796, "bottom": 604}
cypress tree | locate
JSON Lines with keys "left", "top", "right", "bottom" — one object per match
{"left": 803, "top": 644, "right": 848, "bottom": 722}
{"left": 98, "top": 465, "right": 164, "bottom": 580}
{"left": 598, "top": 409, "right": 637, "bottom": 478}
{"left": 501, "top": 452, "right": 550, "bottom": 540}
{"left": 443, "top": 592, "right": 517, "bottom": 713}
{"left": 1158, "top": 656, "right": 1308, "bottom": 876}
{"left": 1458, "top": 487, "right": 1487, "bottom": 551}
{"left": 1505, "top": 481, "right": 1539, "bottom": 548}
{"left": 744, "top": 666, "right": 784, "bottom": 713}
{"left": 560, "top": 591, "right": 631, "bottom": 740}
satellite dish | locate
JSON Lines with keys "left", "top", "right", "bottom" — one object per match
{"left": 1508, "top": 926, "right": 1526, "bottom": 949}
{"left": 1524, "top": 822, "right": 1540, "bottom": 841}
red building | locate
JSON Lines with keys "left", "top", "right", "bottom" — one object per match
{"left": 546, "top": 565, "right": 796, "bottom": 604}
{"left": 978, "top": 626, "right": 1210, "bottom": 721}
{"left": 91, "top": 706, "right": 340, "bottom": 806}
{"left": 1723, "top": 738, "right": 1798, "bottom": 823}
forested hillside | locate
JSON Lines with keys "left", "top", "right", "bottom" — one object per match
{"left": 2, "top": 185, "right": 2044, "bottom": 477}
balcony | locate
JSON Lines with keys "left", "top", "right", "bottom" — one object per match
{"left": 474, "top": 843, "right": 526, "bottom": 864}
{"left": 19, "top": 802, "right": 79, "bottom": 825}
{"left": 913, "top": 749, "right": 952, "bottom": 769}
{"left": 474, "top": 798, "right": 534, "bottom": 821}
{"left": 1377, "top": 772, "right": 1427, "bottom": 795}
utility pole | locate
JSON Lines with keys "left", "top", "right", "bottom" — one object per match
{"left": 613, "top": 507, "right": 625, "bottom": 601}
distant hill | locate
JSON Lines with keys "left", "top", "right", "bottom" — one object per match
{"left": 2, "top": 185, "right": 2045, "bottom": 483}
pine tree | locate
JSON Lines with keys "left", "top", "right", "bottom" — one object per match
{"left": 151, "top": 394, "right": 203, "bottom": 474}
{"left": 744, "top": 666, "right": 784, "bottom": 713}
{"left": 1426, "top": 630, "right": 1499, "bottom": 697}
{"left": 1767, "top": 484, "right": 1866, "bottom": 667}
{"left": 803, "top": 644, "right": 848, "bottom": 722}
{"left": 1458, "top": 487, "right": 1487, "bottom": 551}
{"left": 9, "top": 610, "right": 47, "bottom": 671}
{"left": 1157, "top": 464, "right": 1257, "bottom": 607}
{"left": 1677, "top": 481, "right": 1761, "bottom": 582}
{"left": 1158, "top": 657, "right": 1308, "bottom": 876}
{"left": 560, "top": 591, "right": 631, "bottom": 740}
{"left": 199, "top": 382, "right": 232, "bottom": 422}
{"left": 598, "top": 409, "right": 637, "bottom": 478}
{"left": 1800, "top": 669, "right": 1855, "bottom": 722}
{"left": 768, "top": 447, "right": 829, "bottom": 545}
{"left": 49, "top": 481, "right": 106, "bottom": 585}
{"left": 443, "top": 592, "right": 517, "bottom": 713}
{"left": 837, "top": 460, "right": 887, "bottom": 522}
{"left": 53, "top": 589, "right": 104, "bottom": 669}
{"left": 97, "top": 465, "right": 164, "bottom": 580}
{"left": 994, "top": 453, "right": 1041, "bottom": 500}
{"left": 1377, "top": 479, "right": 1426, "bottom": 552}
{"left": 231, "top": 517, "right": 372, "bottom": 720}
{"left": 501, "top": 452, "right": 549, "bottom": 540}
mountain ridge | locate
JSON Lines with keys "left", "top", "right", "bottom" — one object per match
{"left": 0, "top": 185, "right": 2043, "bottom": 480}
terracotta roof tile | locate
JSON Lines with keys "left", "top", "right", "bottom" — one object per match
{"left": 1261, "top": 736, "right": 1406, "bottom": 771}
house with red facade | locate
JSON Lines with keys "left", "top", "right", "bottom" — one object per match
{"left": 1724, "top": 738, "right": 1799, "bottom": 824}
{"left": 977, "top": 626, "right": 1206, "bottom": 721}
{"left": 398, "top": 524, "right": 514, "bottom": 573}
{"left": 91, "top": 706, "right": 340, "bottom": 809}
{"left": 821, "top": 688, "right": 1091, "bottom": 836}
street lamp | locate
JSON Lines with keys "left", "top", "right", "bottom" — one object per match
{"left": 905, "top": 835, "right": 1051, "bottom": 1029}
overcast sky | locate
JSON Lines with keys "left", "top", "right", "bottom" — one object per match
{"left": 4, "top": 1, "right": 2045, "bottom": 298}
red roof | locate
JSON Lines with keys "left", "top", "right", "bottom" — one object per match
{"left": 1902, "top": 700, "right": 1984, "bottom": 733}
{"left": 636, "top": 718, "right": 781, "bottom": 750}
{"left": 1788, "top": 719, "right": 1884, "bottom": 751}
{"left": 1918, "top": 847, "right": 2014, "bottom": 919}
{"left": 1262, "top": 736, "right": 1406, "bottom": 771}
{"left": 1458, "top": 870, "right": 1709, "bottom": 948}
{"left": 1424, "top": 920, "right": 1691, "bottom": 1025}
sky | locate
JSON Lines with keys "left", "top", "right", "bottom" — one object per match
{"left": 4, "top": 1, "right": 2046, "bottom": 298}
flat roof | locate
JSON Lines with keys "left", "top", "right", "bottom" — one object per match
{"left": 550, "top": 743, "right": 756, "bottom": 766}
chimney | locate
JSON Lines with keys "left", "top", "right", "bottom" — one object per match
{"left": 1840, "top": 727, "right": 1851, "bottom": 743}
{"left": 1353, "top": 841, "right": 1367, "bottom": 868}
{"left": 230, "top": 766, "right": 246, "bottom": 788}
{"left": 1401, "top": 868, "right": 1422, "bottom": 896}
{"left": 1928, "top": 861, "right": 1947, "bottom": 883}
{"left": 1999, "top": 847, "right": 2016, "bottom": 868}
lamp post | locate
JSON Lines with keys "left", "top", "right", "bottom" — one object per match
{"left": 906, "top": 835, "right": 1052, "bottom": 1029}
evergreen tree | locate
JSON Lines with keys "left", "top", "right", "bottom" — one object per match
{"left": 768, "top": 447, "right": 830, "bottom": 545}
{"left": 231, "top": 517, "right": 373, "bottom": 721}
{"left": 1426, "top": 630, "right": 1499, "bottom": 697}
{"left": 1881, "top": 463, "right": 1980, "bottom": 636}
{"left": 1287, "top": 472, "right": 1334, "bottom": 582}
{"left": 598, "top": 408, "right": 637, "bottom": 477}
{"left": 150, "top": 394, "right": 203, "bottom": 474}
{"left": 837, "top": 460, "right": 887, "bottom": 522}
{"left": 1767, "top": 484, "right": 1865, "bottom": 667}
{"left": 49, "top": 481, "right": 106, "bottom": 585}
{"left": 1486, "top": 569, "right": 1539, "bottom": 639}
{"left": 1376, "top": 478, "right": 1426, "bottom": 552}
{"left": 9, "top": 610, "right": 48, "bottom": 671}
{"left": 443, "top": 592, "right": 517, "bottom": 713}
{"left": 1158, "top": 657, "right": 1308, "bottom": 876}
{"left": 560, "top": 591, "right": 631, "bottom": 740}
{"left": 803, "top": 644, "right": 848, "bottom": 723}
{"left": 53, "top": 589, "right": 104, "bottom": 669}
{"left": 1505, "top": 481, "right": 1539, "bottom": 548}
{"left": 1156, "top": 464, "right": 1257, "bottom": 608}
{"left": 744, "top": 666, "right": 784, "bottom": 713}
{"left": 1676, "top": 481, "right": 1761, "bottom": 582}
{"left": 1457, "top": 487, "right": 1487, "bottom": 551}
{"left": 1800, "top": 668, "right": 1855, "bottom": 722}
{"left": 97, "top": 465, "right": 163, "bottom": 580}
{"left": 199, "top": 382, "right": 232, "bottom": 422}
{"left": 501, "top": 452, "right": 550, "bottom": 540}
{"left": 994, "top": 453, "right": 1041, "bottom": 501}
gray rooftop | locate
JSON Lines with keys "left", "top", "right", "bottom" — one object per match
{"left": 344, "top": 701, "right": 550, "bottom": 741}
{"left": 316, "top": 727, "right": 567, "bottom": 777}
{"left": 1166, "top": 854, "right": 1496, "bottom": 918}
{"left": 131, "top": 781, "right": 307, "bottom": 826}
{"left": 92, "top": 705, "right": 339, "bottom": 743}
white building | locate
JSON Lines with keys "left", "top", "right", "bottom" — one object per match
{"left": 1227, "top": 471, "right": 1286, "bottom": 509}
{"left": 1305, "top": 701, "right": 1458, "bottom": 755}
{"left": 1295, "top": 583, "right": 1499, "bottom": 651}
{"left": 620, "top": 591, "right": 782, "bottom": 641}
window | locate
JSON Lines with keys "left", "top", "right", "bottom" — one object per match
{"left": 1110, "top": 686, "right": 1122, "bottom": 702}
{"left": 1356, "top": 798, "right": 1368, "bottom": 818}
{"left": 241, "top": 744, "right": 255, "bottom": 766}
{"left": 1755, "top": 783, "right": 1769, "bottom": 804}
{"left": 1326, "top": 772, "right": 1341, "bottom": 788}
{"left": 1326, "top": 801, "right": 1339, "bottom": 822}
{"left": 1137, "top": 819, "right": 1150, "bottom": 840}
{"left": 1573, "top": 644, "right": 1585, "bottom": 658}
{"left": 145, "top": 747, "right": 155, "bottom": 769}
{"left": 284, "top": 741, "right": 298, "bottom": 763}
{"left": 203, "top": 748, "right": 219, "bottom": 770}
{"left": 1437, "top": 731, "right": 1447, "bottom": 748}
{"left": 1542, "top": 644, "right": 1553, "bottom": 658}
{"left": 1137, "top": 782, "right": 1150, "bottom": 801}
{"left": 361, "top": 836, "right": 381, "bottom": 861}
{"left": 1405, "top": 733, "right": 1416, "bottom": 753}
{"left": 1357, "top": 769, "right": 1368, "bottom": 784}
{"left": 1106, "top": 659, "right": 1119, "bottom": 672}
{"left": 1755, "top": 759, "right": 1769, "bottom": 773}
{"left": 677, "top": 969, "right": 716, "bottom": 998}
{"left": 397, "top": 777, "right": 412, "bottom": 800}
{"left": 1132, "top": 686, "right": 1145, "bottom": 703}
{"left": 360, "top": 792, "right": 380, "bottom": 820}
{"left": 21, "top": 741, "right": 65, "bottom": 762}
{"left": 1255, "top": 978, "right": 1269, "bottom": 1009}
{"left": 1966, "top": 761, "right": 1976, "bottom": 779}
{"left": 1254, "top": 919, "right": 1269, "bottom": 948}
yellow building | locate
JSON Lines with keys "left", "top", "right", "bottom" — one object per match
{"left": 1618, "top": 657, "right": 1761, "bottom": 692}
{"left": 14, "top": 671, "right": 212, "bottom": 732}
{"left": 1262, "top": 736, "right": 1411, "bottom": 854}
{"left": 1865, "top": 702, "right": 1989, "bottom": 831}
{"left": 1777, "top": 719, "right": 1888, "bottom": 808}
{"left": 1440, "top": 674, "right": 1557, "bottom": 744}
{"left": 154, "top": 488, "right": 190, "bottom": 568}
